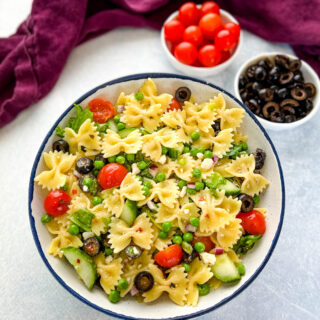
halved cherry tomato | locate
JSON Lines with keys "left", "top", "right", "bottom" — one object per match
{"left": 198, "top": 44, "right": 221, "bottom": 67}
{"left": 192, "top": 236, "right": 215, "bottom": 252}
{"left": 154, "top": 244, "right": 183, "bottom": 268}
{"left": 199, "top": 13, "right": 222, "bottom": 39}
{"left": 164, "top": 20, "right": 185, "bottom": 43}
{"left": 88, "top": 98, "right": 115, "bottom": 124}
{"left": 237, "top": 210, "right": 266, "bottom": 235}
{"left": 183, "top": 25, "right": 204, "bottom": 47}
{"left": 215, "top": 29, "right": 236, "bottom": 51}
{"left": 200, "top": 1, "right": 220, "bottom": 17}
{"left": 97, "top": 163, "right": 128, "bottom": 189}
{"left": 168, "top": 98, "right": 181, "bottom": 111}
{"left": 179, "top": 2, "right": 200, "bottom": 27}
{"left": 174, "top": 42, "right": 198, "bottom": 65}
{"left": 224, "top": 22, "right": 241, "bottom": 42}
{"left": 44, "top": 190, "right": 71, "bottom": 217}
{"left": 221, "top": 50, "right": 231, "bottom": 63}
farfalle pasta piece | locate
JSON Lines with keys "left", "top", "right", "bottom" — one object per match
{"left": 161, "top": 109, "right": 186, "bottom": 129}
{"left": 173, "top": 154, "right": 198, "bottom": 181}
{"left": 94, "top": 253, "right": 123, "bottom": 294}
{"left": 143, "top": 264, "right": 188, "bottom": 306}
{"left": 212, "top": 128, "right": 233, "bottom": 158}
{"left": 101, "top": 188, "right": 124, "bottom": 218}
{"left": 120, "top": 172, "right": 145, "bottom": 201}
{"left": 108, "top": 213, "right": 153, "bottom": 253}
{"left": 200, "top": 207, "right": 232, "bottom": 234}
{"left": 101, "top": 129, "right": 142, "bottom": 158}
{"left": 233, "top": 130, "right": 248, "bottom": 144}
{"left": 34, "top": 151, "right": 76, "bottom": 190}
{"left": 64, "top": 119, "right": 101, "bottom": 156}
{"left": 241, "top": 172, "right": 269, "bottom": 196}
{"left": 186, "top": 258, "right": 213, "bottom": 306}
{"left": 192, "top": 128, "right": 216, "bottom": 149}
{"left": 217, "top": 195, "right": 241, "bottom": 217}
{"left": 213, "top": 158, "right": 234, "bottom": 178}
{"left": 191, "top": 188, "right": 224, "bottom": 210}
{"left": 152, "top": 226, "right": 174, "bottom": 251}
{"left": 225, "top": 154, "right": 255, "bottom": 177}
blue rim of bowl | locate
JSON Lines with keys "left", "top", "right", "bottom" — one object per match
{"left": 28, "top": 73, "right": 285, "bottom": 320}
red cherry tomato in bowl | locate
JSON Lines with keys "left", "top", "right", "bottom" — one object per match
{"left": 97, "top": 163, "right": 128, "bottom": 189}
{"left": 237, "top": 210, "right": 266, "bottom": 235}
{"left": 192, "top": 236, "right": 215, "bottom": 252}
{"left": 154, "top": 244, "right": 183, "bottom": 268}
{"left": 215, "top": 29, "right": 236, "bottom": 51}
{"left": 200, "top": 1, "right": 220, "bottom": 17}
{"left": 174, "top": 42, "right": 198, "bottom": 65}
{"left": 183, "top": 25, "right": 204, "bottom": 47}
{"left": 198, "top": 44, "right": 221, "bottom": 67}
{"left": 199, "top": 13, "right": 222, "bottom": 39}
{"left": 164, "top": 20, "right": 185, "bottom": 43}
{"left": 168, "top": 98, "right": 181, "bottom": 111}
{"left": 44, "top": 190, "right": 71, "bottom": 217}
{"left": 179, "top": 2, "right": 200, "bottom": 27}
{"left": 88, "top": 98, "right": 114, "bottom": 124}
{"left": 224, "top": 22, "right": 241, "bottom": 42}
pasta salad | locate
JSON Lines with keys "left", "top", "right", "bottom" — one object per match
{"left": 35, "top": 78, "right": 269, "bottom": 306}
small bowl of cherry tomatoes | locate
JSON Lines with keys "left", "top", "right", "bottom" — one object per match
{"left": 161, "top": 1, "right": 242, "bottom": 77}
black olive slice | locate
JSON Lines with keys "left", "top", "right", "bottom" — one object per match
{"left": 52, "top": 139, "right": 69, "bottom": 153}
{"left": 245, "top": 99, "right": 261, "bottom": 115}
{"left": 293, "top": 72, "right": 304, "bottom": 83}
{"left": 78, "top": 174, "right": 95, "bottom": 192}
{"left": 134, "top": 271, "right": 154, "bottom": 292}
{"left": 257, "top": 58, "right": 273, "bottom": 70}
{"left": 240, "top": 91, "right": 250, "bottom": 101}
{"left": 246, "top": 65, "right": 257, "bottom": 79}
{"left": 254, "top": 66, "right": 267, "bottom": 81}
{"left": 253, "top": 148, "right": 266, "bottom": 170}
{"left": 262, "top": 102, "right": 279, "bottom": 118}
{"left": 238, "top": 75, "right": 247, "bottom": 89}
{"left": 268, "top": 66, "right": 281, "bottom": 82}
{"left": 245, "top": 82, "right": 254, "bottom": 92}
{"left": 175, "top": 87, "right": 191, "bottom": 103}
{"left": 252, "top": 81, "right": 263, "bottom": 92}
{"left": 275, "top": 55, "right": 290, "bottom": 69}
{"left": 83, "top": 237, "right": 100, "bottom": 257}
{"left": 76, "top": 157, "right": 94, "bottom": 174}
{"left": 125, "top": 245, "right": 142, "bottom": 259}
{"left": 284, "top": 114, "right": 296, "bottom": 123}
{"left": 258, "top": 88, "right": 274, "bottom": 101}
{"left": 282, "top": 106, "right": 296, "bottom": 116}
{"left": 279, "top": 72, "right": 294, "bottom": 85}
{"left": 304, "top": 83, "right": 316, "bottom": 98}
{"left": 277, "top": 88, "right": 289, "bottom": 100}
{"left": 291, "top": 87, "right": 307, "bottom": 101}
{"left": 211, "top": 119, "right": 221, "bottom": 136}
{"left": 101, "top": 233, "right": 110, "bottom": 248}
{"left": 288, "top": 59, "right": 301, "bottom": 72}
{"left": 238, "top": 194, "right": 254, "bottom": 213}
{"left": 280, "top": 99, "right": 299, "bottom": 108}
{"left": 270, "top": 110, "right": 285, "bottom": 123}
{"left": 303, "top": 99, "right": 313, "bottom": 112}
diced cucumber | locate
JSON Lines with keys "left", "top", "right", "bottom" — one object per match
{"left": 211, "top": 253, "right": 241, "bottom": 283}
{"left": 62, "top": 247, "right": 97, "bottom": 290}
{"left": 107, "top": 119, "right": 118, "bottom": 132}
{"left": 120, "top": 200, "right": 137, "bottom": 226}
{"left": 118, "top": 128, "right": 137, "bottom": 138}
{"left": 217, "top": 179, "right": 240, "bottom": 196}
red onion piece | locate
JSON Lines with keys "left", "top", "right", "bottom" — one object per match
{"left": 149, "top": 165, "right": 158, "bottom": 178}
{"left": 212, "top": 155, "right": 219, "bottom": 164}
{"left": 185, "top": 223, "right": 197, "bottom": 233}
{"left": 187, "top": 183, "right": 195, "bottom": 189}
{"left": 73, "top": 170, "right": 81, "bottom": 178}
{"left": 117, "top": 105, "right": 125, "bottom": 113}
{"left": 130, "top": 286, "right": 139, "bottom": 296}
{"left": 215, "top": 248, "right": 224, "bottom": 255}
{"left": 147, "top": 201, "right": 156, "bottom": 210}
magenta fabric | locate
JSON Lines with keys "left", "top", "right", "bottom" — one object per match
{"left": 0, "top": 0, "right": 319, "bottom": 127}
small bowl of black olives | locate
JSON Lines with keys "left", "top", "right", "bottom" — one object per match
{"left": 234, "top": 52, "right": 320, "bottom": 130}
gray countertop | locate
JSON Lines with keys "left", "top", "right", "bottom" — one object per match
{"left": 0, "top": 1, "right": 319, "bottom": 319}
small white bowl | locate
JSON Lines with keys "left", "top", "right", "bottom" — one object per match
{"left": 161, "top": 8, "right": 242, "bottom": 77}
{"left": 234, "top": 52, "right": 320, "bottom": 131}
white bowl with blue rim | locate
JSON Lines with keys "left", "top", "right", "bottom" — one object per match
{"left": 29, "top": 73, "right": 285, "bottom": 320}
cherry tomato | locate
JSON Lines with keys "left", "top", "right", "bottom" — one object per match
{"left": 215, "top": 29, "right": 236, "bottom": 51}
{"left": 192, "top": 236, "right": 215, "bottom": 252}
{"left": 198, "top": 44, "right": 221, "bottom": 67}
{"left": 199, "top": 13, "right": 222, "bottom": 39}
{"left": 174, "top": 42, "right": 198, "bottom": 65}
{"left": 200, "top": 1, "right": 220, "bottom": 17}
{"left": 164, "top": 20, "right": 185, "bottom": 43}
{"left": 88, "top": 98, "right": 114, "bottom": 124}
{"left": 221, "top": 50, "right": 231, "bottom": 63}
{"left": 237, "top": 210, "right": 266, "bottom": 235}
{"left": 154, "top": 244, "right": 183, "bottom": 268}
{"left": 178, "top": 2, "right": 200, "bottom": 27}
{"left": 168, "top": 98, "right": 181, "bottom": 111}
{"left": 44, "top": 190, "right": 71, "bottom": 217}
{"left": 97, "top": 163, "right": 128, "bottom": 189}
{"left": 224, "top": 22, "right": 241, "bottom": 42}
{"left": 183, "top": 25, "right": 204, "bottom": 47}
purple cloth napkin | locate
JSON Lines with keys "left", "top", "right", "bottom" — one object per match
{"left": 0, "top": 0, "right": 319, "bottom": 127}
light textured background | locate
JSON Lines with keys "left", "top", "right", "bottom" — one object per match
{"left": 0, "top": 1, "right": 319, "bottom": 320}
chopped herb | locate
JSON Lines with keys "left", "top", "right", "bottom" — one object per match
{"left": 233, "top": 234, "right": 262, "bottom": 255}
{"left": 55, "top": 125, "right": 65, "bottom": 138}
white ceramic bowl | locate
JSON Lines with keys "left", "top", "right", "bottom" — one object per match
{"left": 234, "top": 52, "right": 320, "bottom": 131}
{"left": 161, "top": 8, "right": 242, "bottom": 77}
{"left": 29, "top": 73, "right": 285, "bottom": 320}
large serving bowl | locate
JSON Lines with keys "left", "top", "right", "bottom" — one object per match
{"left": 29, "top": 73, "right": 285, "bottom": 320}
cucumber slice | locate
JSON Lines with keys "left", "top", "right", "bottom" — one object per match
{"left": 211, "top": 253, "right": 241, "bottom": 282}
{"left": 217, "top": 179, "right": 240, "bottom": 196}
{"left": 107, "top": 119, "right": 118, "bottom": 132}
{"left": 62, "top": 247, "right": 97, "bottom": 289}
{"left": 120, "top": 200, "right": 137, "bottom": 226}
{"left": 118, "top": 128, "right": 137, "bottom": 139}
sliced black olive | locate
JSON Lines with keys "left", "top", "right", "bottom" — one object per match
{"left": 94, "top": 154, "right": 107, "bottom": 165}
{"left": 52, "top": 139, "right": 69, "bottom": 153}
{"left": 282, "top": 106, "right": 296, "bottom": 116}
{"left": 304, "top": 83, "right": 316, "bottom": 98}
{"left": 284, "top": 114, "right": 296, "bottom": 123}
{"left": 246, "top": 65, "right": 257, "bottom": 79}
{"left": 303, "top": 99, "right": 313, "bottom": 112}
{"left": 76, "top": 157, "right": 94, "bottom": 174}
{"left": 238, "top": 193, "right": 254, "bottom": 213}
{"left": 257, "top": 58, "right": 273, "bottom": 70}
{"left": 268, "top": 66, "right": 281, "bottom": 82}
{"left": 101, "top": 233, "right": 110, "bottom": 248}
{"left": 279, "top": 72, "right": 294, "bottom": 85}
{"left": 254, "top": 66, "right": 267, "bottom": 81}
{"left": 245, "top": 99, "right": 261, "bottom": 115}
{"left": 238, "top": 75, "right": 247, "bottom": 89}
{"left": 291, "top": 87, "right": 307, "bottom": 101}
{"left": 295, "top": 107, "right": 307, "bottom": 118}
{"left": 125, "top": 245, "right": 142, "bottom": 259}
{"left": 240, "top": 90, "right": 250, "bottom": 101}
{"left": 270, "top": 110, "right": 285, "bottom": 123}
{"left": 78, "top": 174, "right": 95, "bottom": 192}
{"left": 280, "top": 99, "right": 299, "bottom": 108}
{"left": 211, "top": 119, "right": 221, "bottom": 136}
{"left": 252, "top": 81, "right": 263, "bottom": 92}
{"left": 83, "top": 237, "right": 100, "bottom": 257}
{"left": 277, "top": 88, "right": 289, "bottom": 100}
{"left": 182, "top": 251, "right": 197, "bottom": 264}
{"left": 175, "top": 87, "right": 191, "bottom": 103}
{"left": 293, "top": 71, "right": 304, "bottom": 83}
{"left": 275, "top": 55, "right": 289, "bottom": 69}
{"left": 253, "top": 148, "right": 266, "bottom": 170}
{"left": 258, "top": 88, "right": 274, "bottom": 101}
{"left": 288, "top": 59, "right": 301, "bottom": 72}
{"left": 134, "top": 271, "right": 154, "bottom": 292}
{"left": 262, "top": 102, "right": 279, "bottom": 119}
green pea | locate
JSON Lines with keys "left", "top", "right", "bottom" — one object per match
{"left": 158, "top": 230, "right": 168, "bottom": 239}
{"left": 194, "top": 241, "right": 205, "bottom": 253}
{"left": 118, "top": 278, "right": 129, "bottom": 290}
{"left": 94, "top": 160, "right": 104, "bottom": 169}
{"left": 183, "top": 232, "right": 193, "bottom": 243}
{"left": 68, "top": 224, "right": 79, "bottom": 235}
{"left": 193, "top": 168, "right": 202, "bottom": 178}
{"left": 178, "top": 180, "right": 187, "bottom": 189}
{"left": 126, "top": 154, "right": 135, "bottom": 163}
{"left": 117, "top": 122, "right": 126, "bottom": 131}
{"left": 198, "top": 283, "right": 210, "bottom": 296}
{"left": 182, "top": 146, "right": 190, "bottom": 154}
{"left": 135, "top": 92, "right": 144, "bottom": 101}
{"left": 190, "top": 217, "right": 200, "bottom": 227}
{"left": 168, "top": 148, "right": 179, "bottom": 160}
{"left": 253, "top": 195, "right": 260, "bottom": 205}
{"left": 60, "top": 184, "right": 68, "bottom": 191}
{"left": 197, "top": 147, "right": 205, "bottom": 154}
{"left": 156, "top": 172, "right": 166, "bottom": 182}
{"left": 187, "top": 188, "right": 196, "bottom": 195}
{"left": 113, "top": 115, "right": 121, "bottom": 123}
{"left": 195, "top": 181, "right": 204, "bottom": 191}
{"left": 237, "top": 263, "right": 246, "bottom": 276}
{"left": 104, "top": 248, "right": 113, "bottom": 256}
{"left": 178, "top": 158, "right": 186, "bottom": 165}
{"left": 41, "top": 213, "right": 52, "bottom": 224}
{"left": 92, "top": 196, "right": 102, "bottom": 206}
{"left": 161, "top": 146, "right": 169, "bottom": 154}
{"left": 183, "top": 263, "right": 191, "bottom": 272}
{"left": 108, "top": 156, "right": 116, "bottom": 163}
{"left": 116, "top": 155, "right": 125, "bottom": 164}
{"left": 204, "top": 150, "right": 213, "bottom": 159}
{"left": 190, "top": 148, "right": 199, "bottom": 157}
{"left": 137, "top": 161, "right": 147, "bottom": 170}
{"left": 108, "top": 290, "right": 120, "bottom": 303}
{"left": 241, "top": 142, "right": 248, "bottom": 151}
{"left": 162, "top": 221, "right": 172, "bottom": 232}
{"left": 191, "top": 131, "right": 200, "bottom": 141}
{"left": 143, "top": 180, "right": 152, "bottom": 189}
{"left": 92, "top": 168, "right": 100, "bottom": 177}
{"left": 142, "top": 186, "right": 150, "bottom": 196}
{"left": 172, "top": 235, "right": 182, "bottom": 245}
{"left": 82, "top": 177, "right": 93, "bottom": 187}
